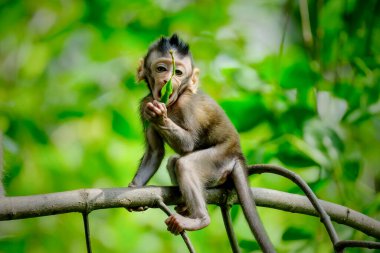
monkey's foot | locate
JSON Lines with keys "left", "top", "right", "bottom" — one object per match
{"left": 175, "top": 204, "right": 190, "bottom": 216}
{"left": 165, "top": 214, "right": 210, "bottom": 235}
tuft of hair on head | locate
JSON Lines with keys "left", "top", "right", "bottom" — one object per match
{"left": 147, "top": 33, "right": 191, "bottom": 58}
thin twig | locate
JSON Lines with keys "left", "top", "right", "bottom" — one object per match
{"left": 299, "top": 0, "right": 314, "bottom": 48}
{"left": 156, "top": 200, "right": 196, "bottom": 253}
{"left": 82, "top": 212, "right": 92, "bottom": 253}
{"left": 220, "top": 205, "right": 241, "bottom": 253}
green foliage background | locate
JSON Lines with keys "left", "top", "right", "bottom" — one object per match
{"left": 1, "top": 0, "right": 380, "bottom": 252}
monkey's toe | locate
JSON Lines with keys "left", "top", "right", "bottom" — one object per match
{"left": 165, "top": 215, "right": 184, "bottom": 235}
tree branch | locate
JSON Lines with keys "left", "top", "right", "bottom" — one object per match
{"left": 0, "top": 186, "right": 379, "bottom": 239}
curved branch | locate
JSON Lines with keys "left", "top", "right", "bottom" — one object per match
{"left": 335, "top": 240, "right": 380, "bottom": 251}
{"left": 0, "top": 186, "right": 379, "bottom": 239}
{"left": 248, "top": 164, "right": 339, "bottom": 246}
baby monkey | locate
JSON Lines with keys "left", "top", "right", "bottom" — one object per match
{"left": 130, "top": 34, "right": 274, "bottom": 252}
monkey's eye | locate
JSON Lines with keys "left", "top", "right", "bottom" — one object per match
{"left": 175, "top": 69, "right": 183, "bottom": 76}
{"left": 156, "top": 66, "right": 167, "bottom": 72}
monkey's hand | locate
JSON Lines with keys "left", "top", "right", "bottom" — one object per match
{"left": 143, "top": 100, "right": 167, "bottom": 126}
{"left": 126, "top": 183, "right": 149, "bottom": 212}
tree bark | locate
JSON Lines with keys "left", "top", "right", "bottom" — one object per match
{"left": 0, "top": 186, "right": 379, "bottom": 239}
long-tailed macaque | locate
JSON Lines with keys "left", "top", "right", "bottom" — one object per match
{"left": 129, "top": 34, "right": 274, "bottom": 252}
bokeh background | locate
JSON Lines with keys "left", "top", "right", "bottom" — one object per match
{"left": 1, "top": 0, "right": 379, "bottom": 252}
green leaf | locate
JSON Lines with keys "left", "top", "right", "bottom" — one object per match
{"left": 277, "top": 142, "right": 317, "bottom": 168}
{"left": 27, "top": 121, "right": 49, "bottom": 144}
{"left": 343, "top": 160, "right": 361, "bottom": 181}
{"left": 239, "top": 239, "right": 260, "bottom": 251}
{"left": 57, "top": 110, "right": 85, "bottom": 119}
{"left": 220, "top": 95, "right": 269, "bottom": 132}
{"left": 278, "top": 105, "right": 315, "bottom": 136}
{"left": 111, "top": 110, "right": 134, "bottom": 139}
{"left": 160, "top": 78, "right": 173, "bottom": 105}
{"left": 279, "top": 48, "right": 318, "bottom": 90}
{"left": 230, "top": 205, "right": 240, "bottom": 222}
{"left": 282, "top": 226, "right": 313, "bottom": 241}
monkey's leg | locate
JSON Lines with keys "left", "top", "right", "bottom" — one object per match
{"left": 167, "top": 155, "right": 190, "bottom": 216}
{"left": 166, "top": 164, "right": 209, "bottom": 234}
{"left": 165, "top": 147, "right": 233, "bottom": 234}
{"left": 167, "top": 155, "right": 180, "bottom": 185}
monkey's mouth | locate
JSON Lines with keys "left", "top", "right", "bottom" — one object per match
{"left": 157, "top": 89, "right": 177, "bottom": 105}
{"left": 167, "top": 92, "right": 178, "bottom": 106}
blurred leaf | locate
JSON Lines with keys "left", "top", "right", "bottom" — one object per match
{"left": 230, "top": 205, "right": 240, "bottom": 222}
{"left": 8, "top": 119, "right": 49, "bottom": 145}
{"left": 334, "top": 82, "right": 368, "bottom": 120}
{"left": 343, "top": 160, "right": 361, "bottom": 181}
{"left": 286, "top": 135, "right": 331, "bottom": 168}
{"left": 279, "top": 48, "right": 318, "bottom": 90}
{"left": 24, "top": 119, "right": 49, "bottom": 144}
{"left": 305, "top": 120, "right": 345, "bottom": 153}
{"left": 239, "top": 239, "right": 260, "bottom": 251}
{"left": 220, "top": 95, "right": 269, "bottom": 132}
{"left": 0, "top": 238, "right": 26, "bottom": 252}
{"left": 253, "top": 55, "right": 278, "bottom": 84}
{"left": 277, "top": 105, "right": 315, "bottom": 136}
{"left": 111, "top": 109, "right": 134, "bottom": 139}
{"left": 57, "top": 110, "right": 85, "bottom": 119}
{"left": 282, "top": 226, "right": 313, "bottom": 241}
{"left": 277, "top": 142, "right": 317, "bottom": 168}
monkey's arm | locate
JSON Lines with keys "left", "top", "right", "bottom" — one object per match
{"left": 145, "top": 100, "right": 196, "bottom": 154}
{"left": 155, "top": 118, "right": 195, "bottom": 154}
{"left": 130, "top": 126, "right": 165, "bottom": 187}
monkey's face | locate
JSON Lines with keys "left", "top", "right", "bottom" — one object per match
{"left": 138, "top": 50, "right": 199, "bottom": 106}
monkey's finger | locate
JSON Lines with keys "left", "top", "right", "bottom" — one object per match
{"left": 143, "top": 110, "right": 153, "bottom": 119}
{"left": 165, "top": 216, "right": 172, "bottom": 225}
{"left": 152, "top": 101, "right": 166, "bottom": 113}
{"left": 150, "top": 105, "right": 164, "bottom": 115}
{"left": 147, "top": 103, "right": 163, "bottom": 115}
{"left": 173, "top": 219, "right": 183, "bottom": 234}
{"left": 156, "top": 101, "right": 166, "bottom": 112}
{"left": 136, "top": 206, "right": 149, "bottom": 211}
{"left": 171, "top": 224, "right": 180, "bottom": 235}
{"left": 174, "top": 223, "right": 183, "bottom": 235}
{"left": 167, "top": 217, "right": 178, "bottom": 233}
{"left": 152, "top": 100, "right": 161, "bottom": 107}
{"left": 145, "top": 109, "right": 156, "bottom": 118}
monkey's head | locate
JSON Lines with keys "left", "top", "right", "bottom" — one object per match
{"left": 137, "top": 34, "right": 199, "bottom": 106}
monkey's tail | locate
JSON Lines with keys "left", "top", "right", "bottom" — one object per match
{"left": 231, "top": 160, "right": 276, "bottom": 253}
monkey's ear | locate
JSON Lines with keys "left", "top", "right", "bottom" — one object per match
{"left": 189, "top": 67, "right": 200, "bottom": 93}
{"left": 136, "top": 58, "right": 145, "bottom": 83}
